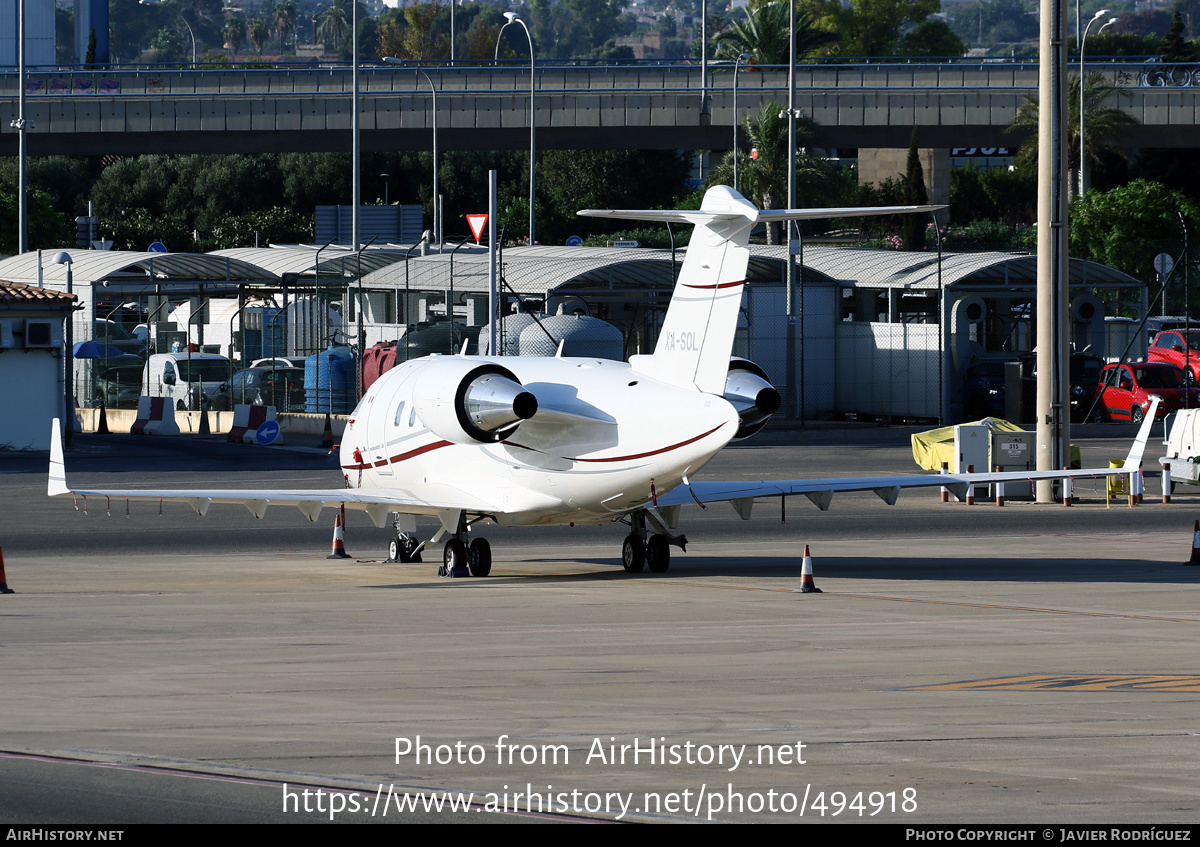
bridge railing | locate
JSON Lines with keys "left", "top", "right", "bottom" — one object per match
{"left": 2, "top": 61, "right": 1193, "bottom": 99}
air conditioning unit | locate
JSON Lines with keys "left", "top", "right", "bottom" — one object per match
{"left": 24, "top": 319, "right": 62, "bottom": 349}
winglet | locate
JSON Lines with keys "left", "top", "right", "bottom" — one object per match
{"left": 49, "top": 418, "right": 70, "bottom": 497}
{"left": 1122, "top": 395, "right": 1161, "bottom": 470}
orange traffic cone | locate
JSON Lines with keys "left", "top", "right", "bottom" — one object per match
{"left": 793, "top": 545, "right": 823, "bottom": 594}
{"left": 327, "top": 513, "right": 350, "bottom": 560}
{"left": 1187, "top": 520, "right": 1200, "bottom": 566}
{"left": 0, "top": 547, "right": 15, "bottom": 594}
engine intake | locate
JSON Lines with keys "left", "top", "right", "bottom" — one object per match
{"left": 724, "top": 358, "right": 780, "bottom": 440}
{"left": 413, "top": 361, "right": 537, "bottom": 444}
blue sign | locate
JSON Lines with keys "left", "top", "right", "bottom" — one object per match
{"left": 565, "top": 235, "right": 583, "bottom": 247}
{"left": 256, "top": 420, "right": 280, "bottom": 445}
{"left": 148, "top": 241, "right": 168, "bottom": 253}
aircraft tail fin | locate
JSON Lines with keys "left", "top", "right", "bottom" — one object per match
{"left": 1122, "top": 395, "right": 1161, "bottom": 469}
{"left": 579, "top": 187, "right": 942, "bottom": 395}
{"left": 49, "top": 418, "right": 69, "bottom": 497}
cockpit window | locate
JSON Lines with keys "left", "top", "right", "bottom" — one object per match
{"left": 408, "top": 405, "right": 417, "bottom": 428}
{"left": 394, "top": 401, "right": 406, "bottom": 426}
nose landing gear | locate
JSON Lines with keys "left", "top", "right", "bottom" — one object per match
{"left": 621, "top": 509, "right": 687, "bottom": 574}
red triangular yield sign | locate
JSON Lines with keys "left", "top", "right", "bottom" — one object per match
{"left": 466, "top": 214, "right": 488, "bottom": 243}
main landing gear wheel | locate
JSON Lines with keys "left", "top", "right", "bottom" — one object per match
{"left": 469, "top": 537, "right": 492, "bottom": 577}
{"left": 389, "top": 535, "right": 422, "bottom": 563}
{"left": 622, "top": 535, "right": 645, "bottom": 573}
{"left": 646, "top": 534, "right": 671, "bottom": 573}
{"left": 442, "top": 538, "right": 468, "bottom": 577}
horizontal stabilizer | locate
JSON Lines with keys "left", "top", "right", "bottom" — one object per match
{"left": 578, "top": 203, "right": 945, "bottom": 227}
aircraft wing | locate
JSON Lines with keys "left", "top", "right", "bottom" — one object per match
{"left": 657, "top": 398, "right": 1160, "bottom": 514}
{"left": 47, "top": 419, "right": 502, "bottom": 528}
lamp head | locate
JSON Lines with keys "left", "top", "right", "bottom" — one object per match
{"left": 504, "top": 12, "right": 519, "bottom": 22}
{"left": 53, "top": 251, "right": 71, "bottom": 265}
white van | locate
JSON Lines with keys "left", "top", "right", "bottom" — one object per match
{"left": 142, "top": 352, "right": 233, "bottom": 410}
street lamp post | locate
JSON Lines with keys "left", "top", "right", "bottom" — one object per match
{"left": 496, "top": 14, "right": 536, "bottom": 246}
{"left": 1079, "top": 10, "right": 1117, "bottom": 196}
{"left": 383, "top": 59, "right": 439, "bottom": 248}
{"left": 733, "top": 53, "right": 751, "bottom": 194}
{"left": 54, "top": 252, "right": 74, "bottom": 431}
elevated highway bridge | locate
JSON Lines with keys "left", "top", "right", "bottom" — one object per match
{"left": 1, "top": 61, "right": 1196, "bottom": 157}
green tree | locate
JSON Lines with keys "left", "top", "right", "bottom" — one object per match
{"left": 274, "top": 0, "right": 297, "bottom": 53}
{"left": 526, "top": 0, "right": 629, "bottom": 59}
{"left": 223, "top": 15, "right": 246, "bottom": 52}
{"left": 1007, "top": 72, "right": 1138, "bottom": 197}
{"left": 377, "top": 2, "right": 449, "bottom": 61}
{"left": 1069, "top": 180, "right": 1199, "bottom": 293}
{"left": 1161, "top": 9, "right": 1195, "bottom": 62}
{"left": 0, "top": 183, "right": 68, "bottom": 253}
{"left": 316, "top": 0, "right": 350, "bottom": 49}
{"left": 804, "top": 0, "right": 941, "bottom": 57}
{"left": 706, "top": 102, "right": 837, "bottom": 243}
{"left": 902, "top": 129, "right": 928, "bottom": 249}
{"left": 894, "top": 19, "right": 964, "bottom": 57}
{"left": 248, "top": 17, "right": 271, "bottom": 53}
{"left": 713, "top": 2, "right": 836, "bottom": 65}
{"left": 537, "top": 149, "right": 691, "bottom": 244}
{"left": 950, "top": 0, "right": 1037, "bottom": 52}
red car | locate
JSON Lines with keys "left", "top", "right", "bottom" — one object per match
{"left": 1097, "top": 362, "right": 1199, "bottom": 422}
{"left": 1148, "top": 330, "right": 1200, "bottom": 382}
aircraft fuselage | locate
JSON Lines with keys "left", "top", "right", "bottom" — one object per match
{"left": 338, "top": 354, "right": 739, "bottom": 526}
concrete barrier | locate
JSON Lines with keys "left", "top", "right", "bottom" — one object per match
{"left": 130, "top": 397, "right": 180, "bottom": 436}
{"left": 76, "top": 407, "right": 347, "bottom": 439}
{"left": 227, "top": 404, "right": 284, "bottom": 445}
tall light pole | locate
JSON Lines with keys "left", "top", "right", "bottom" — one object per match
{"left": 352, "top": 0, "right": 360, "bottom": 252}
{"left": 1079, "top": 10, "right": 1117, "bottom": 196}
{"left": 781, "top": 0, "right": 800, "bottom": 421}
{"left": 1036, "top": 0, "right": 1070, "bottom": 501}
{"left": 496, "top": 13, "right": 535, "bottom": 246}
{"left": 54, "top": 252, "right": 74, "bottom": 431}
{"left": 383, "top": 59, "right": 439, "bottom": 248}
{"left": 13, "top": 0, "right": 28, "bottom": 254}
{"left": 733, "top": 53, "right": 751, "bottom": 194}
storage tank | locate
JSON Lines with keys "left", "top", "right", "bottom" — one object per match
{"left": 477, "top": 313, "right": 536, "bottom": 357}
{"left": 517, "top": 315, "right": 623, "bottom": 360}
{"left": 305, "top": 345, "right": 356, "bottom": 413}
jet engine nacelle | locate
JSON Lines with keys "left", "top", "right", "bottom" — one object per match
{"left": 412, "top": 359, "right": 538, "bottom": 444}
{"left": 724, "top": 358, "right": 781, "bottom": 440}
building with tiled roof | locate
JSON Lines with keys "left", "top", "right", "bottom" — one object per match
{"left": 0, "top": 280, "right": 78, "bottom": 451}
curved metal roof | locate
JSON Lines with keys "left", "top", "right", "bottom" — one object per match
{"left": 361, "top": 245, "right": 682, "bottom": 294}
{"left": 787, "top": 246, "right": 1141, "bottom": 289}
{"left": 212, "top": 246, "right": 410, "bottom": 279}
{"left": 0, "top": 250, "right": 277, "bottom": 287}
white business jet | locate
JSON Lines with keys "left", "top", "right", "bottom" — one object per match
{"left": 49, "top": 186, "right": 1158, "bottom": 577}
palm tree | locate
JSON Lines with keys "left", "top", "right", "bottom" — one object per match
{"left": 713, "top": 2, "right": 836, "bottom": 65}
{"left": 707, "top": 101, "right": 832, "bottom": 243}
{"left": 248, "top": 17, "right": 272, "bottom": 54}
{"left": 223, "top": 16, "right": 246, "bottom": 54}
{"left": 316, "top": 1, "right": 349, "bottom": 50}
{"left": 274, "top": 0, "right": 297, "bottom": 54}
{"left": 1007, "top": 72, "right": 1138, "bottom": 197}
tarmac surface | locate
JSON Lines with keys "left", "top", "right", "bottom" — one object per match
{"left": 2, "top": 423, "right": 1200, "bottom": 824}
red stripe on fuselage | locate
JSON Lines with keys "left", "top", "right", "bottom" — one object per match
{"left": 341, "top": 439, "right": 452, "bottom": 471}
{"left": 681, "top": 280, "right": 745, "bottom": 290}
{"left": 566, "top": 424, "right": 725, "bottom": 463}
